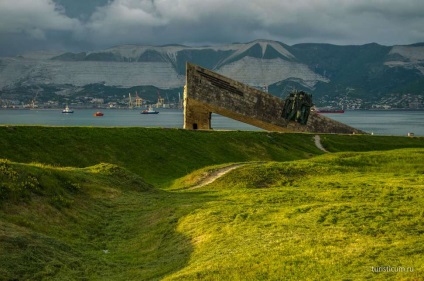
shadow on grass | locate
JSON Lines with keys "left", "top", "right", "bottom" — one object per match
{"left": 0, "top": 188, "right": 217, "bottom": 280}
{"left": 90, "top": 189, "right": 218, "bottom": 280}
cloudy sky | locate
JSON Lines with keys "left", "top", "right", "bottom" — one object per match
{"left": 1, "top": 0, "right": 423, "bottom": 56}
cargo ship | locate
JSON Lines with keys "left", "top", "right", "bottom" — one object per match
{"left": 312, "top": 107, "right": 344, "bottom": 114}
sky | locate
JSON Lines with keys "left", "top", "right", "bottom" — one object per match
{"left": 1, "top": 0, "right": 424, "bottom": 56}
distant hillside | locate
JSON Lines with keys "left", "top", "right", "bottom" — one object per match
{"left": 1, "top": 40, "right": 423, "bottom": 108}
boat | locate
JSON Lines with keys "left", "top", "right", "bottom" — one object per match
{"left": 312, "top": 107, "right": 344, "bottom": 114}
{"left": 93, "top": 111, "right": 104, "bottom": 117}
{"left": 141, "top": 106, "right": 159, "bottom": 114}
{"left": 62, "top": 105, "right": 74, "bottom": 113}
{"left": 316, "top": 109, "right": 345, "bottom": 114}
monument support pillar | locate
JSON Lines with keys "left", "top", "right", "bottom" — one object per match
{"left": 184, "top": 98, "right": 211, "bottom": 130}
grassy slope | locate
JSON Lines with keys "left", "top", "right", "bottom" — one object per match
{"left": 0, "top": 161, "right": 153, "bottom": 279}
{"left": 0, "top": 127, "right": 423, "bottom": 280}
{"left": 320, "top": 134, "right": 424, "bottom": 152}
{"left": 0, "top": 127, "right": 322, "bottom": 187}
{"left": 166, "top": 149, "right": 424, "bottom": 280}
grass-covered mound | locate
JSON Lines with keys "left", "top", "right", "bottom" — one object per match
{"left": 1, "top": 149, "right": 422, "bottom": 280}
{"left": 0, "top": 126, "right": 323, "bottom": 187}
{"left": 1, "top": 126, "right": 423, "bottom": 280}
{"left": 165, "top": 148, "right": 424, "bottom": 280}
{"left": 0, "top": 160, "right": 160, "bottom": 280}
{"left": 1, "top": 126, "right": 423, "bottom": 187}
{"left": 320, "top": 134, "right": 424, "bottom": 152}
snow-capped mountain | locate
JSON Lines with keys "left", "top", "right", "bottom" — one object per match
{"left": 1, "top": 39, "right": 424, "bottom": 104}
{"left": 0, "top": 40, "right": 327, "bottom": 90}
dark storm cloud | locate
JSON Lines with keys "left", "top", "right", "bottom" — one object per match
{"left": 54, "top": 0, "right": 110, "bottom": 21}
{"left": 1, "top": 0, "right": 424, "bottom": 56}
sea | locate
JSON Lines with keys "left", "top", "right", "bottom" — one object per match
{"left": 0, "top": 109, "right": 423, "bottom": 137}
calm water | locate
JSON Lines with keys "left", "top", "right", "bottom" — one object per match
{"left": 323, "top": 110, "right": 424, "bottom": 136}
{"left": 0, "top": 109, "right": 423, "bottom": 136}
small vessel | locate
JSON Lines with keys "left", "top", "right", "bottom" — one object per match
{"left": 312, "top": 107, "right": 344, "bottom": 114}
{"left": 93, "top": 111, "right": 104, "bottom": 117}
{"left": 316, "top": 109, "right": 344, "bottom": 114}
{"left": 141, "top": 106, "right": 159, "bottom": 114}
{"left": 62, "top": 105, "right": 74, "bottom": 113}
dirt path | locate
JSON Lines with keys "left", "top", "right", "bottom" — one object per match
{"left": 189, "top": 135, "right": 327, "bottom": 190}
{"left": 189, "top": 164, "right": 245, "bottom": 190}
{"left": 314, "top": 135, "right": 329, "bottom": 152}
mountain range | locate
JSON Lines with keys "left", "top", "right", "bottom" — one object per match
{"left": 1, "top": 39, "right": 423, "bottom": 108}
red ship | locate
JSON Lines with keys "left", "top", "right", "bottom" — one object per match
{"left": 312, "top": 107, "right": 344, "bottom": 114}
{"left": 93, "top": 111, "right": 104, "bottom": 117}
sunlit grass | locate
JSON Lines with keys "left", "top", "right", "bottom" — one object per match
{"left": 0, "top": 127, "right": 423, "bottom": 280}
{"left": 164, "top": 148, "right": 424, "bottom": 280}
{"left": 0, "top": 160, "right": 205, "bottom": 280}
{"left": 0, "top": 127, "right": 324, "bottom": 187}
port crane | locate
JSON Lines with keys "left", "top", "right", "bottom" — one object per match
{"left": 129, "top": 91, "right": 143, "bottom": 108}
{"left": 128, "top": 93, "right": 133, "bottom": 109}
{"left": 156, "top": 91, "right": 164, "bottom": 107}
{"left": 31, "top": 89, "right": 40, "bottom": 108}
{"left": 135, "top": 91, "right": 143, "bottom": 107}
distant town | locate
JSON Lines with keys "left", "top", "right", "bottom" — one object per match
{"left": 315, "top": 92, "right": 423, "bottom": 110}
{"left": 0, "top": 90, "right": 423, "bottom": 110}
{"left": 0, "top": 91, "right": 184, "bottom": 110}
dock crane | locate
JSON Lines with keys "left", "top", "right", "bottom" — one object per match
{"left": 31, "top": 89, "right": 40, "bottom": 108}
{"left": 135, "top": 91, "right": 143, "bottom": 107}
{"left": 157, "top": 91, "right": 164, "bottom": 108}
{"left": 128, "top": 93, "right": 133, "bottom": 109}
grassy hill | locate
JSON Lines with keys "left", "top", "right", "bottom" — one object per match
{"left": 0, "top": 127, "right": 325, "bottom": 187}
{"left": 166, "top": 149, "right": 424, "bottom": 280}
{"left": 0, "top": 126, "right": 423, "bottom": 280}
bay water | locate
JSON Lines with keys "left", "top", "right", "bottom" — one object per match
{"left": 0, "top": 109, "right": 423, "bottom": 136}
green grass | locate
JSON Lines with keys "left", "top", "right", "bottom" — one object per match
{"left": 320, "top": 134, "right": 424, "bottom": 152}
{"left": 164, "top": 149, "right": 424, "bottom": 280}
{"left": 0, "top": 160, "right": 205, "bottom": 280}
{"left": 0, "top": 127, "right": 423, "bottom": 280}
{"left": 0, "top": 127, "right": 323, "bottom": 187}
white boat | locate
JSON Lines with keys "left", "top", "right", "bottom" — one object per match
{"left": 141, "top": 106, "right": 159, "bottom": 114}
{"left": 62, "top": 105, "right": 74, "bottom": 113}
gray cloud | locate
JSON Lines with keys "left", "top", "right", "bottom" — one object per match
{"left": 1, "top": 0, "right": 424, "bottom": 55}
{"left": 0, "top": 0, "right": 81, "bottom": 37}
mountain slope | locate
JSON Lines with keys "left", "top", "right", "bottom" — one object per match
{"left": 289, "top": 43, "right": 424, "bottom": 99}
{"left": 1, "top": 40, "right": 424, "bottom": 108}
{"left": 0, "top": 40, "right": 341, "bottom": 91}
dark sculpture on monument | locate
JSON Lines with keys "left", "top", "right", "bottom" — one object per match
{"left": 282, "top": 91, "right": 313, "bottom": 125}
